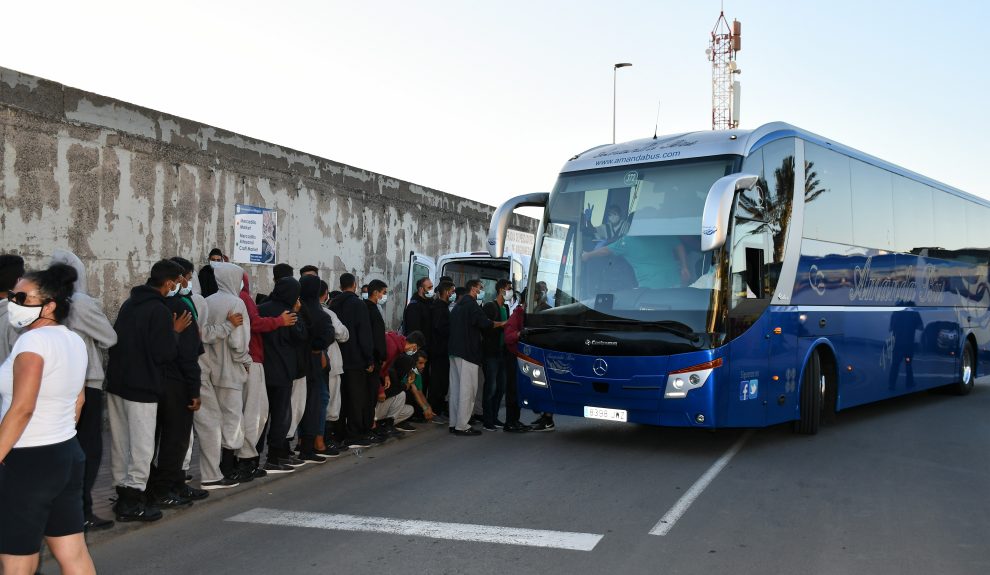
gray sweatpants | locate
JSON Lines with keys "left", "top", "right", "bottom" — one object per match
{"left": 375, "top": 391, "right": 414, "bottom": 424}
{"left": 287, "top": 377, "right": 306, "bottom": 439}
{"left": 326, "top": 373, "right": 342, "bottom": 421}
{"left": 108, "top": 394, "right": 157, "bottom": 491}
{"left": 194, "top": 380, "right": 245, "bottom": 483}
{"left": 449, "top": 356, "right": 480, "bottom": 431}
{"left": 237, "top": 362, "right": 269, "bottom": 459}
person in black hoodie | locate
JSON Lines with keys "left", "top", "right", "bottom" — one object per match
{"left": 364, "top": 280, "right": 389, "bottom": 444}
{"left": 106, "top": 259, "right": 193, "bottom": 522}
{"left": 297, "top": 275, "right": 333, "bottom": 462}
{"left": 328, "top": 273, "right": 374, "bottom": 448}
{"left": 428, "top": 280, "right": 455, "bottom": 421}
{"left": 258, "top": 277, "right": 308, "bottom": 472}
{"left": 448, "top": 279, "right": 505, "bottom": 436}
{"left": 148, "top": 257, "right": 207, "bottom": 507}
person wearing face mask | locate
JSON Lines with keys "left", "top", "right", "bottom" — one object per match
{"left": 364, "top": 280, "right": 389, "bottom": 444}
{"left": 596, "top": 204, "right": 626, "bottom": 244}
{"left": 402, "top": 277, "right": 433, "bottom": 407}
{"left": 427, "top": 281, "right": 455, "bottom": 423}
{"left": 49, "top": 249, "right": 119, "bottom": 531}
{"left": 106, "top": 260, "right": 193, "bottom": 522}
{"left": 0, "top": 263, "right": 97, "bottom": 574}
{"left": 481, "top": 279, "right": 513, "bottom": 431}
{"left": 448, "top": 279, "right": 506, "bottom": 436}
{"left": 146, "top": 256, "right": 207, "bottom": 509}
{"left": 0, "top": 255, "right": 26, "bottom": 365}
{"left": 360, "top": 284, "right": 370, "bottom": 301}
{"left": 208, "top": 248, "right": 225, "bottom": 264}
{"left": 328, "top": 273, "right": 375, "bottom": 449}
{"left": 195, "top": 262, "right": 252, "bottom": 489}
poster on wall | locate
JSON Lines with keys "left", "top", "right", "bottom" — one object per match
{"left": 233, "top": 204, "right": 277, "bottom": 265}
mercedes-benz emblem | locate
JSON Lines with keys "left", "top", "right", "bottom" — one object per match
{"left": 593, "top": 358, "right": 608, "bottom": 377}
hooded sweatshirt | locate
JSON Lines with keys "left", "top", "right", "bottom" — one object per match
{"left": 203, "top": 262, "right": 251, "bottom": 390}
{"left": 258, "top": 278, "right": 308, "bottom": 387}
{"left": 50, "top": 249, "right": 117, "bottom": 389}
{"left": 380, "top": 332, "right": 408, "bottom": 379}
{"left": 106, "top": 285, "right": 178, "bottom": 402}
{"left": 299, "top": 276, "right": 333, "bottom": 354}
{"left": 240, "top": 273, "right": 284, "bottom": 364}
{"left": 0, "top": 300, "right": 20, "bottom": 364}
{"left": 329, "top": 291, "right": 373, "bottom": 371}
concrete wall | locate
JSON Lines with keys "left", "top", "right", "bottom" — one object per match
{"left": 0, "top": 67, "right": 534, "bottom": 328}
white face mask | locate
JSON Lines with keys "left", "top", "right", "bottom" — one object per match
{"left": 504, "top": 289, "right": 514, "bottom": 300}
{"left": 379, "top": 294, "right": 388, "bottom": 305}
{"left": 412, "top": 367, "right": 420, "bottom": 375}
{"left": 448, "top": 293, "right": 456, "bottom": 303}
{"left": 8, "top": 301, "right": 44, "bottom": 329}
{"left": 476, "top": 290, "right": 486, "bottom": 302}
{"left": 166, "top": 282, "right": 180, "bottom": 298}
{"left": 361, "top": 293, "right": 369, "bottom": 300}
{"left": 424, "top": 289, "right": 434, "bottom": 299}
{"left": 179, "top": 285, "right": 192, "bottom": 296}
{"left": 405, "top": 349, "right": 416, "bottom": 356}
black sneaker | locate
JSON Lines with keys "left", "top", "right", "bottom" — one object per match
{"left": 263, "top": 461, "right": 295, "bottom": 474}
{"left": 395, "top": 421, "right": 416, "bottom": 432}
{"left": 318, "top": 445, "right": 341, "bottom": 458}
{"left": 369, "top": 434, "right": 386, "bottom": 445}
{"left": 468, "top": 415, "right": 484, "bottom": 425}
{"left": 113, "top": 488, "right": 163, "bottom": 523}
{"left": 251, "top": 467, "right": 269, "bottom": 479}
{"left": 149, "top": 491, "right": 193, "bottom": 509}
{"left": 494, "top": 419, "right": 506, "bottom": 429}
{"left": 531, "top": 417, "right": 555, "bottom": 432}
{"left": 176, "top": 484, "right": 210, "bottom": 501}
{"left": 84, "top": 514, "right": 114, "bottom": 531}
{"left": 503, "top": 421, "right": 532, "bottom": 433}
{"left": 347, "top": 437, "right": 372, "bottom": 449}
{"left": 280, "top": 455, "right": 306, "bottom": 468}
{"left": 299, "top": 452, "right": 328, "bottom": 464}
{"left": 482, "top": 424, "right": 498, "bottom": 432}
{"left": 452, "top": 428, "right": 482, "bottom": 436}
{"left": 201, "top": 478, "right": 240, "bottom": 490}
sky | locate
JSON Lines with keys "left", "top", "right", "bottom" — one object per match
{"left": 2, "top": 0, "right": 988, "bottom": 211}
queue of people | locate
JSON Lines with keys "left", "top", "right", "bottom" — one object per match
{"left": 0, "top": 248, "right": 548, "bottom": 571}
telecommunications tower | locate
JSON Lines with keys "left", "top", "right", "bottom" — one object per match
{"left": 706, "top": 9, "right": 742, "bottom": 130}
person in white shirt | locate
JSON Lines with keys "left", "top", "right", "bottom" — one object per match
{"left": 0, "top": 263, "right": 95, "bottom": 575}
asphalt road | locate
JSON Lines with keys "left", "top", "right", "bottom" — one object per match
{"left": 85, "top": 380, "right": 990, "bottom": 575}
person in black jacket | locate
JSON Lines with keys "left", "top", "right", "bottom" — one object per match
{"left": 403, "top": 277, "right": 433, "bottom": 414}
{"left": 107, "top": 260, "right": 193, "bottom": 522}
{"left": 428, "top": 280, "right": 455, "bottom": 421}
{"left": 329, "top": 273, "right": 374, "bottom": 448}
{"left": 481, "top": 279, "right": 513, "bottom": 431}
{"left": 258, "top": 277, "right": 308, "bottom": 472}
{"left": 148, "top": 257, "right": 206, "bottom": 508}
{"left": 297, "top": 275, "right": 333, "bottom": 462}
{"left": 448, "top": 279, "right": 505, "bottom": 436}
{"left": 364, "top": 280, "right": 389, "bottom": 444}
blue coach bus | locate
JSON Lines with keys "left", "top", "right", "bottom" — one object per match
{"left": 488, "top": 122, "right": 989, "bottom": 434}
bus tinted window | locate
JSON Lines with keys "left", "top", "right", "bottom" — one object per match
{"left": 892, "top": 176, "right": 934, "bottom": 253}
{"left": 803, "top": 143, "right": 852, "bottom": 245}
{"left": 850, "top": 159, "right": 894, "bottom": 250}
{"left": 933, "top": 192, "right": 968, "bottom": 251}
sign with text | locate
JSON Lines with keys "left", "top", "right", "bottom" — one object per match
{"left": 233, "top": 204, "right": 277, "bottom": 265}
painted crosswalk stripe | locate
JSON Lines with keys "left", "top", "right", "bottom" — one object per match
{"left": 227, "top": 507, "right": 604, "bottom": 551}
{"left": 649, "top": 430, "right": 752, "bottom": 536}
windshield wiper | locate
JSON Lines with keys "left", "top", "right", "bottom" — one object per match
{"left": 585, "top": 319, "right": 702, "bottom": 343}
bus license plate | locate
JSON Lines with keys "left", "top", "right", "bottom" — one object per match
{"left": 584, "top": 406, "right": 627, "bottom": 422}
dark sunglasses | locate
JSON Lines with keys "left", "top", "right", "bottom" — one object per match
{"left": 7, "top": 291, "right": 48, "bottom": 307}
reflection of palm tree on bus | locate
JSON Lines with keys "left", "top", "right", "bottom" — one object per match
{"left": 736, "top": 157, "right": 825, "bottom": 261}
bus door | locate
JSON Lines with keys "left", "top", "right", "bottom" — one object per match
{"left": 406, "top": 252, "right": 436, "bottom": 305}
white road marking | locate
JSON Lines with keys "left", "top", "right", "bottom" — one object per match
{"left": 227, "top": 507, "right": 604, "bottom": 551}
{"left": 649, "top": 430, "right": 752, "bottom": 536}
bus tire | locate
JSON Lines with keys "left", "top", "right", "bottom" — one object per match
{"left": 795, "top": 350, "right": 823, "bottom": 435}
{"left": 951, "top": 341, "right": 975, "bottom": 396}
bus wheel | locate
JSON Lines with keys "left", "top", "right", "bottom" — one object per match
{"left": 951, "top": 341, "right": 976, "bottom": 396}
{"left": 795, "top": 350, "right": 823, "bottom": 435}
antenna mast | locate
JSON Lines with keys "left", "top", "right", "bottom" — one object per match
{"left": 706, "top": 9, "right": 742, "bottom": 130}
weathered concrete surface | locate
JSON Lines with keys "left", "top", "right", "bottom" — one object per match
{"left": 0, "top": 67, "right": 534, "bottom": 327}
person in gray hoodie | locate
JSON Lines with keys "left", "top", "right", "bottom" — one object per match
{"left": 0, "top": 254, "right": 25, "bottom": 364}
{"left": 194, "top": 262, "right": 252, "bottom": 489}
{"left": 49, "top": 249, "right": 119, "bottom": 531}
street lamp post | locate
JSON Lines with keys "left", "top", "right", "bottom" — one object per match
{"left": 613, "top": 62, "right": 632, "bottom": 144}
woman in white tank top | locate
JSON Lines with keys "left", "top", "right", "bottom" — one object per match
{"left": 0, "top": 263, "right": 95, "bottom": 574}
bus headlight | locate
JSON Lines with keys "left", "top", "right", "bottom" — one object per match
{"left": 517, "top": 354, "right": 548, "bottom": 387}
{"left": 664, "top": 358, "right": 722, "bottom": 399}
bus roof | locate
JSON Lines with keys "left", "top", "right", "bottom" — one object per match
{"left": 562, "top": 121, "right": 986, "bottom": 206}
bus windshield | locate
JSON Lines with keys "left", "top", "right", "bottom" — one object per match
{"left": 529, "top": 158, "right": 738, "bottom": 336}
